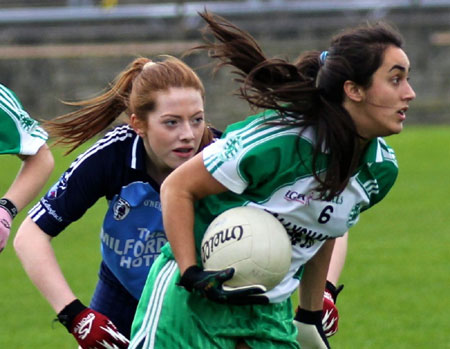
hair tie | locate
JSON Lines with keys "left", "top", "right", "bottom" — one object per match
{"left": 143, "top": 61, "right": 157, "bottom": 70}
{"left": 319, "top": 51, "right": 328, "bottom": 66}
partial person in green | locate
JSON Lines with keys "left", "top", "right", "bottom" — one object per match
{"left": 130, "top": 11, "right": 416, "bottom": 349}
{"left": 0, "top": 83, "right": 54, "bottom": 252}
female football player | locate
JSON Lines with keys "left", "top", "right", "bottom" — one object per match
{"left": 130, "top": 11, "right": 415, "bottom": 349}
{"left": 0, "top": 83, "right": 54, "bottom": 253}
{"left": 14, "top": 56, "right": 216, "bottom": 348}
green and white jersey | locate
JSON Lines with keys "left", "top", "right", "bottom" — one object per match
{"left": 196, "top": 110, "right": 398, "bottom": 303}
{"left": 0, "top": 84, "right": 48, "bottom": 155}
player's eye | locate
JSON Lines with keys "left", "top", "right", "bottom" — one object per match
{"left": 192, "top": 116, "right": 204, "bottom": 125}
{"left": 164, "top": 119, "right": 177, "bottom": 126}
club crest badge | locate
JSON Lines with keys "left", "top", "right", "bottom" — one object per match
{"left": 346, "top": 203, "right": 362, "bottom": 228}
{"left": 47, "top": 175, "right": 68, "bottom": 200}
{"left": 113, "top": 198, "right": 131, "bottom": 221}
{"left": 219, "top": 134, "right": 242, "bottom": 161}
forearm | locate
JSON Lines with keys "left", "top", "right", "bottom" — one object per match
{"left": 161, "top": 177, "right": 197, "bottom": 274}
{"left": 326, "top": 232, "right": 348, "bottom": 285}
{"left": 4, "top": 144, "right": 54, "bottom": 211}
{"left": 14, "top": 217, "right": 76, "bottom": 313}
{"left": 160, "top": 153, "right": 227, "bottom": 275}
{"left": 300, "top": 239, "right": 336, "bottom": 311}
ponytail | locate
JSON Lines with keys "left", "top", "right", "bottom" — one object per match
{"left": 44, "top": 57, "right": 150, "bottom": 154}
{"left": 196, "top": 11, "right": 318, "bottom": 116}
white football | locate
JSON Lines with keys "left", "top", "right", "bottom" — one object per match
{"left": 201, "top": 206, "right": 292, "bottom": 292}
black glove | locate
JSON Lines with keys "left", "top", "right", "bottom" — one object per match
{"left": 178, "top": 265, "right": 269, "bottom": 305}
{"left": 294, "top": 307, "right": 330, "bottom": 349}
{"left": 57, "top": 299, "right": 129, "bottom": 349}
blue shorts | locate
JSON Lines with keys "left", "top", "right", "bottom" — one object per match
{"left": 90, "top": 262, "right": 138, "bottom": 338}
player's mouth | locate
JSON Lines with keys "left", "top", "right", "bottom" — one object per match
{"left": 397, "top": 106, "right": 408, "bottom": 121}
{"left": 173, "top": 146, "right": 195, "bottom": 158}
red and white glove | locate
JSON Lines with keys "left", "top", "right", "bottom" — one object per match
{"left": 0, "top": 198, "right": 18, "bottom": 253}
{"left": 57, "top": 299, "right": 129, "bottom": 349}
{"left": 322, "top": 281, "right": 344, "bottom": 337}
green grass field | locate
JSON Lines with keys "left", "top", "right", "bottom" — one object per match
{"left": 0, "top": 125, "right": 449, "bottom": 348}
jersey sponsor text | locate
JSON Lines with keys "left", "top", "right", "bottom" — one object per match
{"left": 101, "top": 229, "right": 167, "bottom": 269}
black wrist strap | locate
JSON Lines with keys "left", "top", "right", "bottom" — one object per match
{"left": 56, "top": 299, "right": 87, "bottom": 332}
{"left": 294, "top": 307, "right": 322, "bottom": 324}
{"left": 0, "top": 198, "right": 18, "bottom": 219}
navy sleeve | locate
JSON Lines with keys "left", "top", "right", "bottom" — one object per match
{"left": 29, "top": 140, "right": 117, "bottom": 236}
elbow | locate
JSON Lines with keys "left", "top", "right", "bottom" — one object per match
{"left": 160, "top": 171, "right": 194, "bottom": 213}
{"left": 160, "top": 173, "right": 175, "bottom": 210}
{"left": 13, "top": 217, "right": 39, "bottom": 259}
{"left": 161, "top": 170, "right": 180, "bottom": 199}
{"left": 160, "top": 177, "right": 169, "bottom": 199}
{"left": 41, "top": 144, "right": 55, "bottom": 178}
{"left": 13, "top": 222, "right": 28, "bottom": 258}
{"left": 23, "top": 143, "right": 55, "bottom": 182}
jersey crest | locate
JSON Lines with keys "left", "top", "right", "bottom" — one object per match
{"left": 113, "top": 198, "right": 131, "bottom": 220}
{"left": 219, "top": 134, "right": 243, "bottom": 161}
{"left": 47, "top": 175, "right": 68, "bottom": 200}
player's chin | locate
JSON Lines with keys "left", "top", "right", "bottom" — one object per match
{"left": 169, "top": 155, "right": 195, "bottom": 169}
{"left": 384, "top": 122, "right": 404, "bottom": 137}
{"left": 391, "top": 122, "right": 404, "bottom": 135}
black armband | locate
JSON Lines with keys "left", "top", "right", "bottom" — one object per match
{"left": 0, "top": 198, "right": 18, "bottom": 219}
{"left": 56, "top": 299, "right": 87, "bottom": 332}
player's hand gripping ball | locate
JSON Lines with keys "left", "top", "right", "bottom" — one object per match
{"left": 200, "top": 206, "right": 292, "bottom": 292}
{"left": 322, "top": 281, "right": 344, "bottom": 337}
{"left": 179, "top": 265, "right": 268, "bottom": 305}
{"left": 57, "top": 299, "right": 129, "bottom": 349}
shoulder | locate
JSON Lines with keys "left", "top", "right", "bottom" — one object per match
{"left": 374, "top": 137, "right": 397, "bottom": 164}
{"left": 98, "top": 124, "right": 137, "bottom": 148}
{"left": 358, "top": 138, "right": 399, "bottom": 208}
{"left": 0, "top": 84, "right": 32, "bottom": 125}
{"left": 0, "top": 84, "right": 49, "bottom": 154}
{"left": 41, "top": 126, "right": 137, "bottom": 207}
{"left": 66, "top": 124, "right": 137, "bottom": 175}
{"left": 0, "top": 84, "right": 34, "bottom": 131}
{"left": 82, "top": 124, "right": 136, "bottom": 158}
{"left": 204, "top": 111, "right": 316, "bottom": 174}
{"left": 366, "top": 138, "right": 398, "bottom": 177}
{"left": 210, "top": 126, "right": 222, "bottom": 139}
{"left": 221, "top": 111, "right": 304, "bottom": 153}
{"left": 0, "top": 84, "right": 22, "bottom": 110}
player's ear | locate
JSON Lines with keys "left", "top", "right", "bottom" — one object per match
{"left": 343, "top": 80, "right": 364, "bottom": 102}
{"left": 130, "top": 114, "right": 145, "bottom": 137}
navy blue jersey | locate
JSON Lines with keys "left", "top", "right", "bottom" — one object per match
{"left": 29, "top": 124, "right": 165, "bottom": 300}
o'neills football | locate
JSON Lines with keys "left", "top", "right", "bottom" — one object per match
{"left": 201, "top": 206, "right": 292, "bottom": 291}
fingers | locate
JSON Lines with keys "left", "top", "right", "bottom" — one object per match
{"left": 212, "top": 267, "right": 235, "bottom": 282}
{"left": 218, "top": 285, "right": 269, "bottom": 305}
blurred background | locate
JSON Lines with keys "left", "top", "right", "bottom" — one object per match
{"left": 0, "top": 1, "right": 449, "bottom": 348}
{"left": 0, "top": 0, "right": 449, "bottom": 130}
